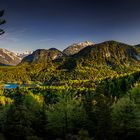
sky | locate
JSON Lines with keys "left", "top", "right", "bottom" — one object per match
{"left": 0, "top": 0, "right": 140, "bottom": 53}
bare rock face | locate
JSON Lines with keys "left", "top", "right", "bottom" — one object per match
{"left": 16, "top": 51, "right": 33, "bottom": 59}
{"left": 63, "top": 41, "right": 94, "bottom": 56}
{"left": 0, "top": 48, "right": 21, "bottom": 65}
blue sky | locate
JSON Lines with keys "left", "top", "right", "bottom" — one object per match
{"left": 0, "top": 0, "right": 140, "bottom": 53}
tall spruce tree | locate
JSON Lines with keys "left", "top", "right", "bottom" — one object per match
{"left": 0, "top": 10, "right": 6, "bottom": 35}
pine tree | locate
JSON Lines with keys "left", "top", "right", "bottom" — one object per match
{"left": 0, "top": 10, "right": 6, "bottom": 35}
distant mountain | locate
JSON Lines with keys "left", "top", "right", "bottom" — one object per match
{"left": 16, "top": 51, "right": 33, "bottom": 59}
{"left": 62, "top": 41, "right": 140, "bottom": 69}
{"left": 17, "top": 41, "right": 140, "bottom": 69}
{"left": 63, "top": 41, "right": 94, "bottom": 56}
{"left": 0, "top": 48, "right": 21, "bottom": 66}
{"left": 21, "top": 48, "right": 64, "bottom": 64}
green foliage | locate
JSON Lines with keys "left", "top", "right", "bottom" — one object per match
{"left": 76, "top": 129, "right": 93, "bottom": 140}
{"left": 26, "top": 136, "right": 42, "bottom": 140}
{"left": 0, "top": 96, "right": 13, "bottom": 106}
{"left": 0, "top": 89, "right": 47, "bottom": 140}
{"left": 47, "top": 93, "right": 88, "bottom": 137}
{"left": 111, "top": 97, "right": 140, "bottom": 139}
{"left": 1, "top": 40, "right": 140, "bottom": 139}
{"left": 24, "top": 93, "right": 44, "bottom": 110}
{"left": 93, "top": 94, "right": 112, "bottom": 140}
{"left": 0, "top": 80, "right": 140, "bottom": 139}
{"left": 2, "top": 105, "right": 34, "bottom": 140}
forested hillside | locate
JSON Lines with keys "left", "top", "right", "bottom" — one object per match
{"left": 1, "top": 40, "right": 140, "bottom": 139}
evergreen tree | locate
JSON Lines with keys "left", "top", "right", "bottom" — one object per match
{"left": 94, "top": 94, "right": 112, "bottom": 140}
{"left": 0, "top": 10, "right": 6, "bottom": 35}
{"left": 111, "top": 97, "right": 140, "bottom": 140}
{"left": 47, "top": 93, "right": 87, "bottom": 138}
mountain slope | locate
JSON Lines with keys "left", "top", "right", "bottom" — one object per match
{"left": 62, "top": 41, "right": 140, "bottom": 69}
{"left": 63, "top": 41, "right": 94, "bottom": 56}
{"left": 21, "top": 48, "right": 64, "bottom": 64}
{"left": 0, "top": 48, "right": 21, "bottom": 65}
{"left": 2, "top": 41, "right": 140, "bottom": 83}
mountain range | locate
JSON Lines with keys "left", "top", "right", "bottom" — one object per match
{"left": 1, "top": 41, "right": 140, "bottom": 67}
{"left": 16, "top": 51, "right": 32, "bottom": 59}
{"left": 71, "top": 41, "right": 140, "bottom": 67}
{"left": 0, "top": 48, "right": 21, "bottom": 65}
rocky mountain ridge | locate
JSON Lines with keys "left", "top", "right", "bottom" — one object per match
{"left": 63, "top": 41, "right": 94, "bottom": 56}
{"left": 1, "top": 40, "right": 140, "bottom": 67}
{"left": 0, "top": 48, "right": 21, "bottom": 65}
